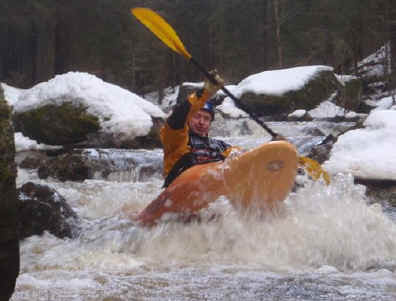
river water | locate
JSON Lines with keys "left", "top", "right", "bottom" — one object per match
{"left": 11, "top": 121, "right": 396, "bottom": 301}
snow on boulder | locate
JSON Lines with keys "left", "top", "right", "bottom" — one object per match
{"left": 1, "top": 83, "right": 24, "bottom": 106}
{"left": 287, "top": 109, "right": 312, "bottom": 121}
{"left": 11, "top": 72, "right": 166, "bottom": 148}
{"left": 308, "top": 100, "right": 345, "bottom": 120}
{"left": 324, "top": 110, "right": 396, "bottom": 180}
{"left": 231, "top": 65, "right": 339, "bottom": 118}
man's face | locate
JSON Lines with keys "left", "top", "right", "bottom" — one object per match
{"left": 189, "top": 109, "right": 212, "bottom": 137}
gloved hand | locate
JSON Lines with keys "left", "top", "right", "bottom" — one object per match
{"left": 271, "top": 134, "right": 287, "bottom": 141}
{"left": 203, "top": 69, "right": 224, "bottom": 98}
{"left": 207, "top": 94, "right": 227, "bottom": 106}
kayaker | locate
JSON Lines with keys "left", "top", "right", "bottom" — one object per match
{"left": 161, "top": 70, "right": 238, "bottom": 188}
{"left": 132, "top": 71, "right": 291, "bottom": 226}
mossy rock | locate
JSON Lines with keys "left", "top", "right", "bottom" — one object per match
{"left": 0, "top": 90, "right": 16, "bottom": 184}
{"left": 118, "top": 117, "right": 164, "bottom": 149}
{"left": 240, "top": 70, "right": 341, "bottom": 116}
{"left": 336, "top": 78, "right": 363, "bottom": 112}
{"left": 37, "top": 153, "right": 91, "bottom": 182}
{"left": 13, "top": 102, "right": 100, "bottom": 145}
{"left": 0, "top": 85, "right": 19, "bottom": 242}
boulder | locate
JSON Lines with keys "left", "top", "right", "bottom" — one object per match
{"left": 326, "top": 74, "right": 364, "bottom": 114}
{"left": 11, "top": 72, "right": 166, "bottom": 149}
{"left": 337, "top": 77, "right": 363, "bottom": 112}
{"left": 355, "top": 178, "right": 396, "bottom": 207}
{"left": 18, "top": 182, "right": 80, "bottom": 239}
{"left": 306, "top": 134, "right": 338, "bottom": 164}
{"left": 13, "top": 102, "right": 165, "bottom": 149}
{"left": 37, "top": 152, "right": 91, "bottom": 182}
{"left": 33, "top": 148, "right": 163, "bottom": 182}
{"left": 237, "top": 66, "right": 342, "bottom": 117}
{"left": 287, "top": 109, "right": 313, "bottom": 121}
{"left": 13, "top": 102, "right": 100, "bottom": 145}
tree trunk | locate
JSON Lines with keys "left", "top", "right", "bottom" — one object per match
{"left": 273, "top": 0, "right": 283, "bottom": 68}
{"left": 389, "top": 0, "right": 396, "bottom": 98}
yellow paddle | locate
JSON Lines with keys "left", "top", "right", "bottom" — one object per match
{"left": 131, "top": 7, "right": 330, "bottom": 184}
{"left": 131, "top": 7, "right": 278, "bottom": 137}
{"left": 131, "top": 8, "right": 192, "bottom": 60}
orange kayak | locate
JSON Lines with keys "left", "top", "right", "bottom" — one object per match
{"left": 136, "top": 141, "right": 298, "bottom": 226}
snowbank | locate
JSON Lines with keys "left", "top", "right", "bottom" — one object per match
{"left": 324, "top": 110, "right": 396, "bottom": 180}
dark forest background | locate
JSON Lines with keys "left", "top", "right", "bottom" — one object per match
{"left": 1, "top": 0, "right": 395, "bottom": 95}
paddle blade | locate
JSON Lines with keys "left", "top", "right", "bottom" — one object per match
{"left": 299, "top": 156, "right": 330, "bottom": 184}
{"left": 131, "top": 7, "right": 192, "bottom": 59}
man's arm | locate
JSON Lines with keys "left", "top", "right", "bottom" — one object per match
{"left": 166, "top": 69, "right": 224, "bottom": 130}
{"left": 160, "top": 90, "right": 212, "bottom": 176}
{"left": 160, "top": 70, "right": 225, "bottom": 176}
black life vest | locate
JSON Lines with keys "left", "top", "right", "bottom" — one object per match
{"left": 163, "top": 132, "right": 230, "bottom": 187}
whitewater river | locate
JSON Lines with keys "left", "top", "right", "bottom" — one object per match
{"left": 11, "top": 122, "right": 396, "bottom": 301}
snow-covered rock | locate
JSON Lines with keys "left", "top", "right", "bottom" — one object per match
{"left": 228, "top": 65, "right": 340, "bottom": 118}
{"left": 324, "top": 110, "right": 396, "bottom": 180}
{"left": 8, "top": 72, "right": 166, "bottom": 148}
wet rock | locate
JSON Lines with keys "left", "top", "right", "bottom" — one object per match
{"left": 18, "top": 182, "right": 80, "bottom": 239}
{"left": 354, "top": 179, "right": 396, "bottom": 205}
{"left": 302, "top": 127, "right": 325, "bottom": 137}
{"left": 306, "top": 118, "right": 367, "bottom": 164}
{"left": 335, "top": 77, "right": 363, "bottom": 112}
{"left": 37, "top": 166, "right": 50, "bottom": 179}
{"left": 389, "top": 193, "right": 396, "bottom": 206}
{"left": 138, "top": 165, "right": 161, "bottom": 182}
{"left": 306, "top": 134, "right": 337, "bottom": 164}
{"left": 35, "top": 148, "right": 163, "bottom": 182}
{"left": 19, "top": 155, "right": 45, "bottom": 169}
{"left": 287, "top": 110, "right": 313, "bottom": 121}
{"left": 38, "top": 152, "right": 91, "bottom": 181}
{"left": 81, "top": 148, "right": 163, "bottom": 182}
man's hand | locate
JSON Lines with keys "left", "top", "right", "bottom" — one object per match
{"left": 204, "top": 69, "right": 224, "bottom": 98}
{"left": 271, "top": 134, "right": 287, "bottom": 141}
{"left": 208, "top": 94, "right": 227, "bottom": 106}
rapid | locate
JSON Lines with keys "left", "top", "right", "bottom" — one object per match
{"left": 11, "top": 121, "right": 396, "bottom": 301}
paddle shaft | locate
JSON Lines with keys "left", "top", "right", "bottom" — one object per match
{"left": 190, "top": 57, "right": 278, "bottom": 138}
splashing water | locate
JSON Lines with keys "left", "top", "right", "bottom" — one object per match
{"left": 12, "top": 119, "right": 396, "bottom": 300}
{"left": 13, "top": 166, "right": 396, "bottom": 300}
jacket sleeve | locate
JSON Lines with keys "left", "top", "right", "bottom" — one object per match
{"left": 160, "top": 89, "right": 212, "bottom": 176}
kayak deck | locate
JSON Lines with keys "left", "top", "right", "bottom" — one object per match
{"left": 135, "top": 141, "right": 298, "bottom": 225}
